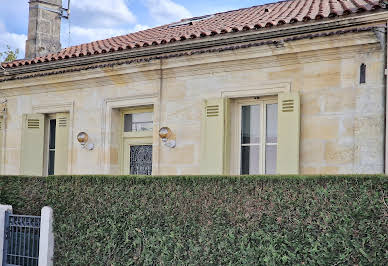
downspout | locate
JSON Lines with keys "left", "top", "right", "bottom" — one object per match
{"left": 0, "top": 66, "right": 7, "bottom": 175}
{"left": 1, "top": 102, "right": 7, "bottom": 175}
{"left": 385, "top": 22, "right": 388, "bottom": 174}
{"left": 157, "top": 58, "right": 163, "bottom": 175}
{"left": 373, "top": 25, "right": 387, "bottom": 174}
{"left": 376, "top": 23, "right": 388, "bottom": 174}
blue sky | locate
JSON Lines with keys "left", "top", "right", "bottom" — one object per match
{"left": 0, "top": 0, "right": 277, "bottom": 59}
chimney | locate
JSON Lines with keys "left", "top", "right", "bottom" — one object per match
{"left": 25, "top": 0, "right": 62, "bottom": 59}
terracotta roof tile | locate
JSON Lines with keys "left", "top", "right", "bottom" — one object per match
{"left": 1, "top": 0, "right": 384, "bottom": 69}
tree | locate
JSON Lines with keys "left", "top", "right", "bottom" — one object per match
{"left": 0, "top": 46, "right": 19, "bottom": 62}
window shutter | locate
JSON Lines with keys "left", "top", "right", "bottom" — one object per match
{"left": 223, "top": 98, "right": 231, "bottom": 175}
{"left": 277, "top": 92, "right": 300, "bottom": 174}
{"left": 200, "top": 98, "right": 229, "bottom": 174}
{"left": 20, "top": 114, "right": 45, "bottom": 176}
{"left": 54, "top": 113, "right": 70, "bottom": 175}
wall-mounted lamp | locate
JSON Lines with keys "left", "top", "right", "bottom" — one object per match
{"left": 77, "top": 132, "right": 94, "bottom": 150}
{"left": 159, "top": 127, "right": 176, "bottom": 148}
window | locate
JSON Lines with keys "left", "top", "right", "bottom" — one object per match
{"left": 20, "top": 113, "right": 69, "bottom": 176}
{"left": 124, "top": 112, "right": 153, "bottom": 132}
{"left": 121, "top": 107, "right": 154, "bottom": 175}
{"left": 43, "top": 113, "right": 70, "bottom": 176}
{"left": 232, "top": 98, "right": 278, "bottom": 175}
{"left": 47, "top": 118, "right": 56, "bottom": 175}
{"left": 360, "top": 63, "right": 366, "bottom": 84}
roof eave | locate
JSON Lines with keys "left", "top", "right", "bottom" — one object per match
{"left": 2, "top": 10, "right": 388, "bottom": 78}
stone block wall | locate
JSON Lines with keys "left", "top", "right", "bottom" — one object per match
{"left": 0, "top": 30, "right": 385, "bottom": 175}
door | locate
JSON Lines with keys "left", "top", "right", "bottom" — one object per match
{"left": 120, "top": 108, "right": 154, "bottom": 175}
{"left": 123, "top": 139, "right": 153, "bottom": 175}
{"left": 230, "top": 97, "right": 278, "bottom": 175}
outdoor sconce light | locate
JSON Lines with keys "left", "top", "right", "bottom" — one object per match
{"left": 159, "top": 127, "right": 176, "bottom": 148}
{"left": 77, "top": 132, "right": 94, "bottom": 150}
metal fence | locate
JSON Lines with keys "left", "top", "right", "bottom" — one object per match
{"left": 3, "top": 211, "right": 41, "bottom": 266}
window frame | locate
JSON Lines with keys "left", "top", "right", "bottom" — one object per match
{"left": 119, "top": 106, "right": 154, "bottom": 175}
{"left": 43, "top": 114, "right": 57, "bottom": 176}
{"left": 230, "top": 96, "right": 278, "bottom": 175}
{"left": 121, "top": 107, "right": 154, "bottom": 138}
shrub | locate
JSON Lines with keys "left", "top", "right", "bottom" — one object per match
{"left": 1, "top": 175, "right": 387, "bottom": 265}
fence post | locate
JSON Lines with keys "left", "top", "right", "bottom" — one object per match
{"left": 0, "top": 205, "right": 12, "bottom": 265}
{"left": 38, "top": 206, "right": 54, "bottom": 266}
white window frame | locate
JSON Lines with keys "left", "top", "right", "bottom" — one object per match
{"left": 32, "top": 102, "right": 74, "bottom": 174}
{"left": 230, "top": 96, "right": 278, "bottom": 175}
{"left": 120, "top": 106, "right": 154, "bottom": 175}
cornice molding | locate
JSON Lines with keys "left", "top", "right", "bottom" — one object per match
{"left": 0, "top": 35, "right": 380, "bottom": 94}
{"left": 0, "top": 28, "right": 380, "bottom": 90}
{"left": 32, "top": 101, "right": 74, "bottom": 114}
{"left": 221, "top": 82, "right": 291, "bottom": 98}
{"left": 104, "top": 93, "right": 158, "bottom": 105}
{"left": 1, "top": 10, "right": 388, "bottom": 77}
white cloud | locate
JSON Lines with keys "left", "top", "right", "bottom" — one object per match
{"left": 59, "top": 0, "right": 150, "bottom": 47}
{"left": 143, "top": 0, "right": 192, "bottom": 25}
{"left": 134, "top": 24, "right": 150, "bottom": 32}
{"left": 0, "top": 0, "right": 192, "bottom": 58}
{"left": 0, "top": 22, "right": 6, "bottom": 33}
{"left": 70, "top": 0, "right": 136, "bottom": 28}
{"left": 61, "top": 25, "right": 150, "bottom": 46}
{"left": 0, "top": 21, "right": 26, "bottom": 60}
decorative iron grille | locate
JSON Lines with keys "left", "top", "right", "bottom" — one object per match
{"left": 3, "top": 212, "right": 41, "bottom": 266}
{"left": 130, "top": 145, "right": 153, "bottom": 175}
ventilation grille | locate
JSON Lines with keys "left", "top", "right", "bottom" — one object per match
{"left": 58, "top": 116, "right": 68, "bottom": 127}
{"left": 27, "top": 119, "right": 40, "bottom": 129}
{"left": 206, "top": 105, "right": 219, "bottom": 117}
{"left": 281, "top": 99, "right": 294, "bottom": 112}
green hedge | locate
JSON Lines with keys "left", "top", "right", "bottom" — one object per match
{"left": 1, "top": 175, "right": 387, "bottom": 265}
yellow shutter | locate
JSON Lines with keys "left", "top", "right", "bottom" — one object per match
{"left": 200, "top": 98, "right": 229, "bottom": 175}
{"left": 223, "top": 98, "right": 231, "bottom": 175}
{"left": 277, "top": 92, "right": 300, "bottom": 174}
{"left": 54, "top": 113, "right": 69, "bottom": 175}
{"left": 20, "top": 114, "right": 45, "bottom": 176}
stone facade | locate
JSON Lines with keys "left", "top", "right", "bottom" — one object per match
{"left": 0, "top": 29, "right": 385, "bottom": 175}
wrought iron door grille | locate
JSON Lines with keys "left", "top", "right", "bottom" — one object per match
{"left": 130, "top": 145, "right": 152, "bottom": 175}
{"left": 3, "top": 212, "right": 41, "bottom": 266}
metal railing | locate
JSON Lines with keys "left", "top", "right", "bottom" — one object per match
{"left": 3, "top": 211, "right": 41, "bottom": 266}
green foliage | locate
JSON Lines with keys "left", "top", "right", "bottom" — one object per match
{"left": 0, "top": 45, "right": 19, "bottom": 62}
{"left": 1, "top": 175, "right": 387, "bottom": 265}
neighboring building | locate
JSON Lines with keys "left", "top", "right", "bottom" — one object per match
{"left": 0, "top": 0, "right": 388, "bottom": 176}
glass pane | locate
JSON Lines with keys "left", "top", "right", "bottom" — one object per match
{"left": 49, "top": 119, "right": 56, "bottom": 149}
{"left": 124, "top": 112, "right": 153, "bottom": 132}
{"left": 48, "top": 151, "right": 55, "bottom": 175}
{"left": 265, "top": 145, "right": 277, "bottom": 175}
{"left": 241, "top": 105, "right": 260, "bottom": 144}
{"left": 241, "top": 145, "right": 260, "bottom": 175}
{"left": 266, "top": 104, "right": 278, "bottom": 143}
{"left": 130, "top": 145, "right": 153, "bottom": 175}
